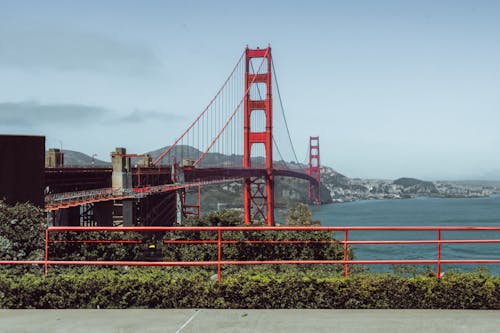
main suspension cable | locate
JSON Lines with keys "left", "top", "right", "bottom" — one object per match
{"left": 153, "top": 50, "right": 246, "bottom": 166}
{"left": 194, "top": 49, "right": 270, "bottom": 166}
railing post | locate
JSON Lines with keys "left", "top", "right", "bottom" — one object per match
{"left": 344, "top": 229, "right": 349, "bottom": 278}
{"left": 437, "top": 229, "right": 441, "bottom": 279}
{"left": 197, "top": 184, "right": 201, "bottom": 218}
{"left": 217, "top": 228, "right": 222, "bottom": 282}
{"left": 45, "top": 228, "right": 49, "bottom": 277}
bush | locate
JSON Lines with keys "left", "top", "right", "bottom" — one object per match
{"left": 0, "top": 201, "right": 46, "bottom": 261}
{"left": 281, "top": 203, "right": 320, "bottom": 225}
{"left": 0, "top": 268, "right": 498, "bottom": 309}
{"left": 48, "top": 207, "right": 351, "bottom": 273}
{"left": 49, "top": 231, "right": 144, "bottom": 261}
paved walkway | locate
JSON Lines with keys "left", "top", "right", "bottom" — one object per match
{"left": 1, "top": 309, "right": 499, "bottom": 332}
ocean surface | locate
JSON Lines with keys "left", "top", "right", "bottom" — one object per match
{"left": 309, "top": 195, "right": 500, "bottom": 274}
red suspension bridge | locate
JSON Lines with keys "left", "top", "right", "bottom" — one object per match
{"left": 44, "top": 46, "right": 322, "bottom": 226}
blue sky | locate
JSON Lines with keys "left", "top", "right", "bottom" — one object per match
{"left": 0, "top": 0, "right": 499, "bottom": 179}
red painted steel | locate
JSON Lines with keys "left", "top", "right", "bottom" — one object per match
{"left": 343, "top": 230, "right": 349, "bottom": 278}
{"left": 1, "top": 260, "right": 46, "bottom": 265}
{"left": 182, "top": 184, "right": 201, "bottom": 217}
{"left": 244, "top": 47, "right": 274, "bottom": 225}
{"left": 2, "top": 226, "right": 499, "bottom": 281}
{"left": 308, "top": 136, "right": 321, "bottom": 204}
{"left": 4, "top": 259, "right": 500, "bottom": 266}
{"left": 44, "top": 226, "right": 500, "bottom": 232}
{"left": 437, "top": 230, "right": 442, "bottom": 277}
{"left": 42, "top": 260, "right": 219, "bottom": 267}
{"left": 45, "top": 228, "right": 49, "bottom": 276}
{"left": 44, "top": 179, "right": 237, "bottom": 212}
{"left": 161, "top": 239, "right": 500, "bottom": 245}
{"left": 49, "top": 240, "right": 142, "bottom": 244}
{"left": 217, "top": 229, "right": 222, "bottom": 282}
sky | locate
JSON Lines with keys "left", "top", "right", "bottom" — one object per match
{"left": 0, "top": 0, "right": 499, "bottom": 180}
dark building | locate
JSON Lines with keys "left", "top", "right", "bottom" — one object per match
{"left": 0, "top": 135, "right": 45, "bottom": 207}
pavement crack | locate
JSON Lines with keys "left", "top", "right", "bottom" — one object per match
{"left": 175, "top": 309, "right": 200, "bottom": 333}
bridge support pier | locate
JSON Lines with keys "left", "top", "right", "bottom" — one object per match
{"left": 54, "top": 207, "right": 80, "bottom": 226}
{"left": 112, "top": 147, "right": 132, "bottom": 194}
{"left": 94, "top": 202, "right": 113, "bottom": 226}
{"left": 122, "top": 200, "right": 135, "bottom": 227}
{"left": 112, "top": 147, "right": 135, "bottom": 226}
{"left": 137, "top": 192, "right": 177, "bottom": 226}
{"left": 45, "top": 148, "right": 64, "bottom": 168}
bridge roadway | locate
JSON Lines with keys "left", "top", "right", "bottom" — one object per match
{"left": 183, "top": 166, "right": 317, "bottom": 183}
{"left": 44, "top": 166, "right": 317, "bottom": 211}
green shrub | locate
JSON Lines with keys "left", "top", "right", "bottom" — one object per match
{"left": 0, "top": 201, "right": 46, "bottom": 261}
{"left": 49, "top": 231, "right": 143, "bottom": 261}
{"left": 47, "top": 207, "right": 351, "bottom": 273}
{"left": 0, "top": 269, "right": 498, "bottom": 309}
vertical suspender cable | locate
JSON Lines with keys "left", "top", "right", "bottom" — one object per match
{"left": 271, "top": 58, "right": 300, "bottom": 165}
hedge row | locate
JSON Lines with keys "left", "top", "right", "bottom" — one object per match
{"left": 49, "top": 229, "right": 349, "bottom": 263}
{"left": 1, "top": 268, "right": 498, "bottom": 309}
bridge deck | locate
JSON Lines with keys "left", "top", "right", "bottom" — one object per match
{"left": 44, "top": 167, "right": 316, "bottom": 211}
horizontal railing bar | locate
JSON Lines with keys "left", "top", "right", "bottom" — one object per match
{"left": 0, "top": 260, "right": 46, "bottom": 265}
{"left": 221, "top": 259, "right": 500, "bottom": 265}
{"left": 159, "top": 239, "right": 500, "bottom": 245}
{"left": 49, "top": 240, "right": 142, "bottom": 244}
{"left": 162, "top": 240, "right": 337, "bottom": 244}
{"left": 46, "top": 226, "right": 500, "bottom": 232}
{"left": 45, "top": 261, "right": 218, "bottom": 266}
{"left": 3, "top": 259, "right": 500, "bottom": 266}
{"left": 0, "top": 261, "right": 217, "bottom": 266}
{"left": 344, "top": 239, "right": 500, "bottom": 244}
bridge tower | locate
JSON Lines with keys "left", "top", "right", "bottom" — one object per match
{"left": 308, "top": 136, "right": 321, "bottom": 204}
{"left": 243, "top": 46, "right": 274, "bottom": 225}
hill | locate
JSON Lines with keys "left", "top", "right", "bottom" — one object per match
{"left": 51, "top": 148, "right": 498, "bottom": 206}
{"left": 393, "top": 177, "right": 439, "bottom": 194}
{"left": 54, "top": 150, "right": 111, "bottom": 167}
{"left": 144, "top": 145, "right": 266, "bottom": 168}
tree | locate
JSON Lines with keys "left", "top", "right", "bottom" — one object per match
{"left": 205, "top": 209, "right": 243, "bottom": 226}
{"left": 0, "top": 201, "right": 46, "bottom": 260}
{"left": 182, "top": 209, "right": 243, "bottom": 226}
{"left": 282, "top": 203, "right": 320, "bottom": 226}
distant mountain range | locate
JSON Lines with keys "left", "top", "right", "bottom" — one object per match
{"left": 143, "top": 145, "right": 277, "bottom": 168}
{"left": 55, "top": 147, "right": 337, "bottom": 207}
{"left": 56, "top": 148, "right": 499, "bottom": 208}
{"left": 56, "top": 150, "right": 111, "bottom": 167}
{"left": 60, "top": 145, "right": 297, "bottom": 169}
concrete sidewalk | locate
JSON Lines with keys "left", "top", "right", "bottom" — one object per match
{"left": 1, "top": 309, "right": 499, "bottom": 333}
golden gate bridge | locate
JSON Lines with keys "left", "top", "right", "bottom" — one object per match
{"left": 44, "top": 46, "right": 322, "bottom": 226}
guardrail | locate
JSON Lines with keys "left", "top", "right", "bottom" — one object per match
{"left": 44, "top": 179, "right": 240, "bottom": 211}
{"left": 45, "top": 188, "right": 116, "bottom": 204}
{"left": 1, "top": 226, "right": 499, "bottom": 281}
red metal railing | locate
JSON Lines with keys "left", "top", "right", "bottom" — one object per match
{"left": 44, "top": 178, "right": 239, "bottom": 211}
{"left": 1, "top": 226, "right": 499, "bottom": 281}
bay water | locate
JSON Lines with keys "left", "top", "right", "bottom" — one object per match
{"left": 310, "top": 195, "right": 500, "bottom": 274}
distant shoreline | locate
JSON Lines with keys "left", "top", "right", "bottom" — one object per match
{"left": 327, "top": 193, "right": 500, "bottom": 205}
